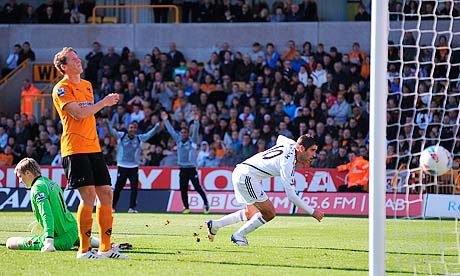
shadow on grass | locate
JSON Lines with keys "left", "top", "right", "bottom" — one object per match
{"left": 172, "top": 258, "right": 416, "bottom": 274}
{"left": 121, "top": 250, "right": 177, "bottom": 255}
{"left": 264, "top": 245, "right": 457, "bottom": 258}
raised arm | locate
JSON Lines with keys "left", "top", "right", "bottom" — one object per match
{"left": 161, "top": 111, "right": 180, "bottom": 142}
{"left": 103, "top": 118, "right": 123, "bottom": 139}
{"left": 138, "top": 122, "right": 161, "bottom": 142}
{"left": 191, "top": 112, "right": 200, "bottom": 144}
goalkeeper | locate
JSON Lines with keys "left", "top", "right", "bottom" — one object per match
{"left": 7, "top": 158, "right": 103, "bottom": 252}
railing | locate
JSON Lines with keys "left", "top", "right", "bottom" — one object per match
{"left": 390, "top": 163, "right": 460, "bottom": 194}
{"left": 92, "top": 5, "right": 180, "bottom": 24}
{"left": 0, "top": 58, "right": 29, "bottom": 85}
{"left": 21, "top": 74, "right": 61, "bottom": 121}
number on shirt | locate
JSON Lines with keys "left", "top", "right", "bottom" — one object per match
{"left": 262, "top": 145, "right": 284, "bottom": 159}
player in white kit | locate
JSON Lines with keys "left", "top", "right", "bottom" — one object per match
{"left": 206, "top": 134, "right": 325, "bottom": 246}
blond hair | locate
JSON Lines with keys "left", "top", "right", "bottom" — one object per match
{"left": 53, "top": 47, "right": 75, "bottom": 75}
{"left": 14, "top": 158, "right": 41, "bottom": 177}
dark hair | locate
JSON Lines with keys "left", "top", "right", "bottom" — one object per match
{"left": 297, "top": 134, "right": 316, "bottom": 149}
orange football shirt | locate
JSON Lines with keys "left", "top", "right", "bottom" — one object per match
{"left": 52, "top": 78, "right": 101, "bottom": 157}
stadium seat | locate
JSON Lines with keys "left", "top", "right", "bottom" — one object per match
{"left": 87, "top": 16, "right": 118, "bottom": 24}
{"left": 87, "top": 16, "right": 101, "bottom": 23}
{"left": 102, "top": 16, "right": 118, "bottom": 24}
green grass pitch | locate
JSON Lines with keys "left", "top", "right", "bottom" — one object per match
{"left": 0, "top": 212, "right": 458, "bottom": 275}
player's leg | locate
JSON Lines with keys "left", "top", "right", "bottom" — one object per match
{"left": 189, "top": 168, "right": 209, "bottom": 212}
{"left": 95, "top": 185, "right": 127, "bottom": 259}
{"left": 6, "top": 236, "right": 43, "bottom": 250}
{"left": 91, "top": 153, "right": 128, "bottom": 259}
{"left": 113, "top": 167, "right": 128, "bottom": 211}
{"left": 95, "top": 185, "right": 113, "bottom": 253}
{"left": 127, "top": 167, "right": 139, "bottom": 212}
{"left": 179, "top": 168, "right": 190, "bottom": 212}
{"left": 208, "top": 205, "right": 259, "bottom": 239}
{"left": 63, "top": 154, "right": 97, "bottom": 255}
{"left": 207, "top": 168, "right": 263, "bottom": 242}
{"left": 54, "top": 230, "right": 79, "bottom": 251}
{"left": 206, "top": 208, "right": 247, "bottom": 242}
{"left": 230, "top": 200, "right": 274, "bottom": 246}
{"left": 78, "top": 185, "right": 97, "bottom": 253}
{"left": 230, "top": 173, "right": 272, "bottom": 246}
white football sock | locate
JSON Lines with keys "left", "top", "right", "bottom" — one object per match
{"left": 234, "top": 212, "right": 267, "bottom": 237}
{"left": 213, "top": 209, "right": 247, "bottom": 230}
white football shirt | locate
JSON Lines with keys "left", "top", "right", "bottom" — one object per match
{"left": 238, "top": 135, "right": 314, "bottom": 214}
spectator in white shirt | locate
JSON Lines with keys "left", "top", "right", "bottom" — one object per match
{"left": 1, "top": 44, "right": 21, "bottom": 78}
{"left": 311, "top": 63, "right": 327, "bottom": 88}
{"left": 130, "top": 104, "right": 145, "bottom": 123}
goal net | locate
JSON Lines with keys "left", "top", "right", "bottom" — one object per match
{"left": 385, "top": 0, "right": 460, "bottom": 274}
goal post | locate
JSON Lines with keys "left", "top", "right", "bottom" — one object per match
{"left": 369, "top": 0, "right": 389, "bottom": 275}
{"left": 378, "top": 0, "right": 460, "bottom": 275}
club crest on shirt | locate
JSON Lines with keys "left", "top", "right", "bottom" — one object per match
{"left": 36, "top": 192, "right": 46, "bottom": 202}
{"left": 57, "top": 87, "right": 66, "bottom": 97}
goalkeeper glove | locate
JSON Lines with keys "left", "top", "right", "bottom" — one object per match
{"left": 41, "top": 238, "right": 56, "bottom": 252}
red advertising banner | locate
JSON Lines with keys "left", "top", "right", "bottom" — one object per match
{"left": 167, "top": 191, "right": 424, "bottom": 216}
{"left": 167, "top": 191, "right": 293, "bottom": 214}
{"left": 295, "top": 193, "right": 423, "bottom": 216}
{"left": 0, "top": 166, "right": 347, "bottom": 192}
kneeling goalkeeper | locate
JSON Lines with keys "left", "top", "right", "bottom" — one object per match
{"left": 7, "top": 158, "right": 99, "bottom": 252}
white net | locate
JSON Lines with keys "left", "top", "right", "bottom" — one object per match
{"left": 386, "top": 0, "right": 460, "bottom": 274}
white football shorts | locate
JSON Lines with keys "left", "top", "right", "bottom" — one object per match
{"left": 232, "top": 164, "right": 269, "bottom": 204}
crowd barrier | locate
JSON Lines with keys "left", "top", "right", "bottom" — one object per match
{"left": 0, "top": 166, "right": 347, "bottom": 191}
{"left": 1, "top": 166, "right": 459, "bottom": 217}
{"left": 1, "top": 188, "right": 455, "bottom": 218}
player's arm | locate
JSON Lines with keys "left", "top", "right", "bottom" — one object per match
{"left": 63, "top": 93, "right": 119, "bottom": 120}
{"left": 161, "top": 111, "right": 180, "bottom": 142}
{"left": 32, "top": 187, "right": 55, "bottom": 239}
{"left": 191, "top": 112, "right": 199, "bottom": 143}
{"left": 280, "top": 148, "right": 324, "bottom": 221}
{"left": 139, "top": 122, "right": 161, "bottom": 142}
{"left": 104, "top": 118, "right": 123, "bottom": 139}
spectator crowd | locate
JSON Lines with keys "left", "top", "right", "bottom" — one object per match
{"left": 0, "top": 0, "right": 319, "bottom": 24}
{"left": 0, "top": 38, "right": 374, "bottom": 170}
{"left": 1, "top": 0, "right": 459, "bottom": 175}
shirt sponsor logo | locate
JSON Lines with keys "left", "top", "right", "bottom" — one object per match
{"left": 78, "top": 102, "right": 93, "bottom": 107}
{"left": 57, "top": 88, "right": 65, "bottom": 97}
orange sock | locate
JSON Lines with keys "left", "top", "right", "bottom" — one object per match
{"left": 96, "top": 205, "right": 113, "bottom": 252}
{"left": 77, "top": 205, "right": 93, "bottom": 253}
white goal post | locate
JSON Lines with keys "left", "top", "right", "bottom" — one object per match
{"left": 371, "top": 0, "right": 460, "bottom": 275}
{"left": 369, "top": 0, "right": 389, "bottom": 275}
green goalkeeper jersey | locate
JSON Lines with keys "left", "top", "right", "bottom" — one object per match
{"left": 30, "top": 176, "right": 77, "bottom": 238}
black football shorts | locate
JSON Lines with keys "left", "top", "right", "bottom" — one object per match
{"left": 62, "top": 152, "right": 111, "bottom": 190}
